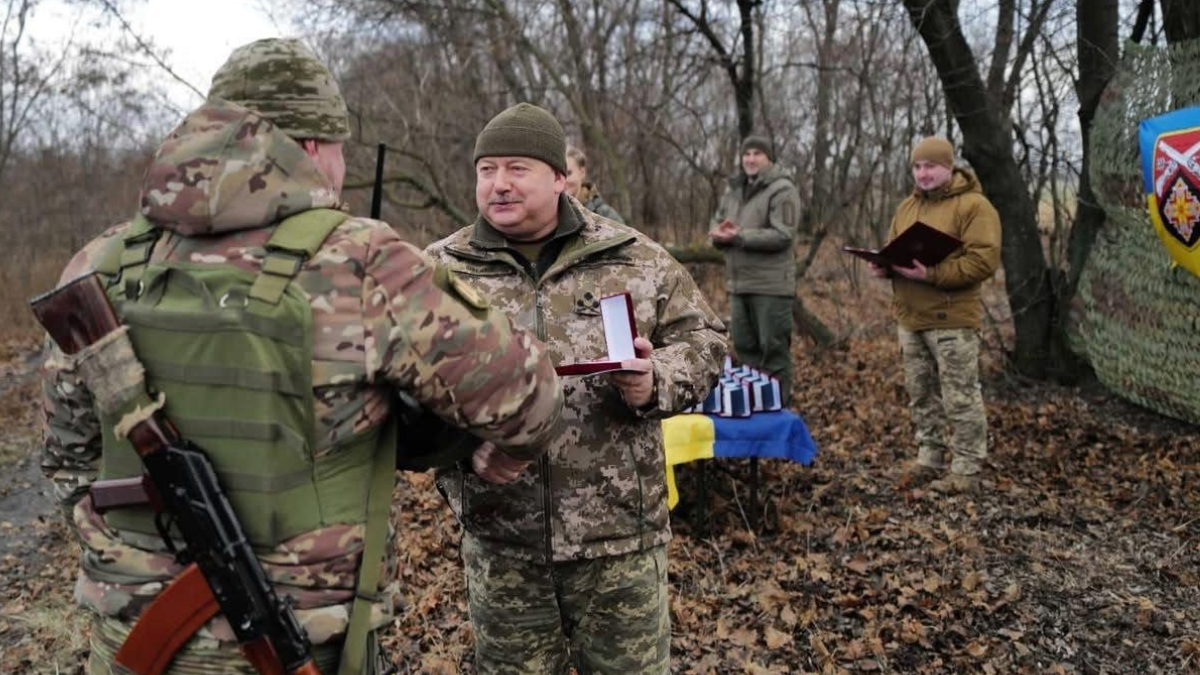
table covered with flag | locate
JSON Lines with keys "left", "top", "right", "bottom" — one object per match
{"left": 661, "top": 410, "right": 818, "bottom": 509}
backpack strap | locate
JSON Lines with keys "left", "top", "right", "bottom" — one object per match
{"left": 94, "top": 215, "right": 159, "bottom": 297}
{"left": 338, "top": 417, "right": 397, "bottom": 675}
{"left": 249, "top": 209, "right": 350, "bottom": 305}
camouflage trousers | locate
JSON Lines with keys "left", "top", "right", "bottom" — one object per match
{"left": 85, "top": 614, "right": 390, "bottom": 675}
{"left": 730, "top": 293, "right": 794, "bottom": 405}
{"left": 898, "top": 327, "right": 988, "bottom": 475}
{"left": 462, "top": 535, "right": 670, "bottom": 675}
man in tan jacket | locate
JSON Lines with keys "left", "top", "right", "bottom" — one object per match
{"left": 870, "top": 137, "right": 1001, "bottom": 494}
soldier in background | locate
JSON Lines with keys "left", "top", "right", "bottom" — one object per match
{"left": 873, "top": 136, "right": 1001, "bottom": 494}
{"left": 565, "top": 145, "right": 626, "bottom": 224}
{"left": 709, "top": 134, "right": 801, "bottom": 405}
{"left": 426, "top": 102, "right": 726, "bottom": 675}
{"left": 40, "top": 38, "right": 563, "bottom": 675}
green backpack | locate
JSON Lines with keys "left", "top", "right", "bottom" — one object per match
{"left": 94, "top": 208, "right": 393, "bottom": 675}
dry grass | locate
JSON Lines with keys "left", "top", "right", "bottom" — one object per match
{"left": 0, "top": 594, "right": 92, "bottom": 673}
{"left": 0, "top": 440, "right": 26, "bottom": 465}
{"left": 0, "top": 249, "right": 75, "bottom": 342}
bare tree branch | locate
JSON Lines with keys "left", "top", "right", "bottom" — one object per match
{"left": 95, "top": 0, "right": 204, "bottom": 100}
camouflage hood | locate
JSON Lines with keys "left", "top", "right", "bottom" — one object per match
{"left": 139, "top": 100, "right": 340, "bottom": 236}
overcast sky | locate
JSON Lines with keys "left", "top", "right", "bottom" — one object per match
{"left": 28, "top": 0, "right": 292, "bottom": 111}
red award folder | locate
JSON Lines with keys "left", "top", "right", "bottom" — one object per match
{"left": 842, "top": 221, "right": 963, "bottom": 268}
{"left": 555, "top": 293, "right": 642, "bottom": 376}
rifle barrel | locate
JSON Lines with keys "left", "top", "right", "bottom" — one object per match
{"left": 370, "top": 143, "right": 386, "bottom": 219}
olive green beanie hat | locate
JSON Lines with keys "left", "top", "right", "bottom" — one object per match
{"left": 910, "top": 137, "right": 955, "bottom": 169}
{"left": 208, "top": 38, "right": 350, "bottom": 142}
{"left": 740, "top": 134, "right": 774, "bottom": 161}
{"left": 473, "top": 103, "right": 567, "bottom": 174}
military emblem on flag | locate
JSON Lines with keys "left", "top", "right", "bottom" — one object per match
{"left": 1151, "top": 128, "right": 1200, "bottom": 246}
{"left": 1139, "top": 106, "right": 1200, "bottom": 278}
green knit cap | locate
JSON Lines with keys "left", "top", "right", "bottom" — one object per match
{"left": 473, "top": 103, "right": 567, "bottom": 174}
{"left": 208, "top": 38, "right": 350, "bottom": 142}
{"left": 740, "top": 134, "right": 774, "bottom": 161}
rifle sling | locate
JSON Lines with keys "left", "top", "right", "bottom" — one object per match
{"left": 114, "top": 563, "right": 220, "bottom": 675}
{"left": 337, "top": 418, "right": 397, "bottom": 675}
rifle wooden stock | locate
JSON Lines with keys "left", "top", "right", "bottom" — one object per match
{"left": 29, "top": 273, "right": 121, "bottom": 355}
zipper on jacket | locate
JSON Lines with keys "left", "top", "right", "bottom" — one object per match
{"left": 451, "top": 235, "right": 635, "bottom": 564}
{"left": 534, "top": 285, "right": 553, "bottom": 563}
{"left": 535, "top": 287, "right": 546, "bottom": 343}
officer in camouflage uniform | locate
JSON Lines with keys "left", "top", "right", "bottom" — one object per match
{"left": 425, "top": 103, "right": 727, "bottom": 675}
{"left": 564, "top": 145, "right": 625, "bottom": 224}
{"left": 709, "top": 134, "right": 801, "bottom": 405}
{"left": 871, "top": 137, "right": 1001, "bottom": 494}
{"left": 41, "top": 39, "right": 563, "bottom": 675}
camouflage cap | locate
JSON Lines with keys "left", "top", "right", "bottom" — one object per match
{"left": 208, "top": 38, "right": 350, "bottom": 142}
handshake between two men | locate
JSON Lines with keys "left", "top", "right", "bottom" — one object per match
{"left": 473, "top": 336, "right": 657, "bottom": 485}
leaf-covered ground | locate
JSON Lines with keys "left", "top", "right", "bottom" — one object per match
{"left": 2, "top": 261, "right": 1199, "bottom": 674}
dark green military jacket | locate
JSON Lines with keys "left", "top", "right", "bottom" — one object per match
{"left": 578, "top": 183, "right": 626, "bottom": 225}
{"left": 711, "top": 163, "right": 801, "bottom": 297}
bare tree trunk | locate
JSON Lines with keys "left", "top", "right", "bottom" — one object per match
{"left": 554, "top": 0, "right": 634, "bottom": 216}
{"left": 1161, "top": 0, "right": 1200, "bottom": 43}
{"left": 481, "top": 0, "right": 634, "bottom": 217}
{"left": 804, "top": 0, "right": 841, "bottom": 235}
{"left": 734, "top": 0, "right": 755, "bottom": 139}
{"left": 0, "top": 0, "right": 34, "bottom": 188}
{"left": 1131, "top": 0, "right": 1154, "bottom": 42}
{"left": 1068, "top": 0, "right": 1118, "bottom": 296}
{"left": 902, "top": 0, "right": 1052, "bottom": 377}
{"left": 1160, "top": 0, "right": 1200, "bottom": 106}
{"left": 664, "top": 0, "right": 757, "bottom": 139}
{"left": 1043, "top": 0, "right": 1120, "bottom": 381}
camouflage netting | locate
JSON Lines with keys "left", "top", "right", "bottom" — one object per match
{"left": 1073, "top": 38, "right": 1200, "bottom": 426}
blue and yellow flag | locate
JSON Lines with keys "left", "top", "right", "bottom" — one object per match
{"left": 1139, "top": 105, "right": 1200, "bottom": 279}
{"left": 661, "top": 411, "right": 817, "bottom": 508}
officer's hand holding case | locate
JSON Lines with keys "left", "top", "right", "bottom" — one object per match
{"left": 555, "top": 292, "right": 644, "bottom": 376}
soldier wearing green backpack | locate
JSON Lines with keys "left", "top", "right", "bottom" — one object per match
{"left": 40, "top": 39, "right": 564, "bottom": 675}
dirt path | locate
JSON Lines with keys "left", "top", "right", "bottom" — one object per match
{"left": 0, "top": 454, "right": 55, "bottom": 560}
{"left": 0, "top": 345, "right": 55, "bottom": 559}
{"left": 0, "top": 344, "right": 78, "bottom": 668}
{"left": 0, "top": 346, "right": 51, "bottom": 559}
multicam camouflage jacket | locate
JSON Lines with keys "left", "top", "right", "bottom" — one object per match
{"left": 40, "top": 101, "right": 563, "bottom": 647}
{"left": 426, "top": 196, "right": 727, "bottom": 563}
